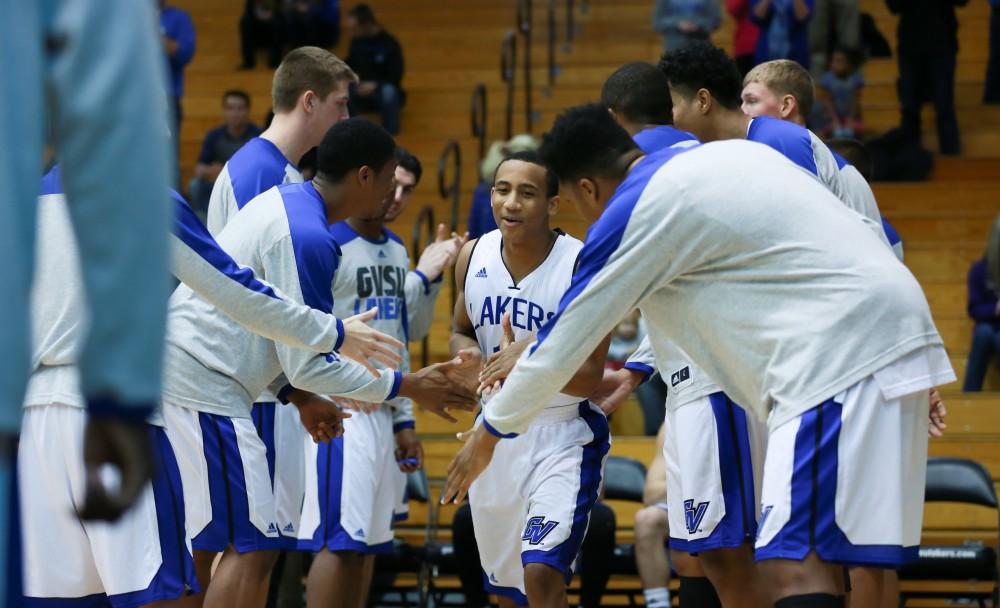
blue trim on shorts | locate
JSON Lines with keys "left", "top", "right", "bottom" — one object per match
{"left": 251, "top": 402, "right": 278, "bottom": 484}
{"left": 483, "top": 573, "right": 528, "bottom": 606}
{"left": 303, "top": 436, "right": 395, "bottom": 555}
{"left": 22, "top": 428, "right": 199, "bottom": 608}
{"left": 755, "top": 399, "right": 920, "bottom": 567}
{"left": 22, "top": 594, "right": 111, "bottom": 607}
{"left": 521, "top": 402, "right": 609, "bottom": 583}
{"left": 669, "top": 392, "right": 758, "bottom": 554}
{"left": 191, "top": 413, "right": 278, "bottom": 554}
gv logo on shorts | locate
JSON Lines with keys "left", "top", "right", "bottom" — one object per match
{"left": 683, "top": 499, "right": 709, "bottom": 534}
{"left": 522, "top": 516, "right": 559, "bottom": 545}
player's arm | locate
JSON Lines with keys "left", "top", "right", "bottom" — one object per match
{"left": 448, "top": 239, "right": 484, "bottom": 392}
{"left": 643, "top": 424, "right": 667, "bottom": 506}
{"left": 171, "top": 193, "right": 403, "bottom": 362}
{"left": 407, "top": 225, "right": 468, "bottom": 341}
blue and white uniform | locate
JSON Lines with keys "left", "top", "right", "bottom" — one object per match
{"left": 162, "top": 182, "right": 401, "bottom": 554}
{"left": 20, "top": 176, "right": 197, "bottom": 606}
{"left": 632, "top": 125, "right": 699, "bottom": 153}
{"left": 295, "top": 222, "right": 442, "bottom": 552}
{"left": 465, "top": 230, "right": 610, "bottom": 604}
{"left": 628, "top": 131, "right": 768, "bottom": 552}
{"left": 484, "top": 141, "right": 954, "bottom": 568}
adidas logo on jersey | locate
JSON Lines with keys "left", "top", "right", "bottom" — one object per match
{"left": 475, "top": 267, "right": 488, "bottom": 278}
{"left": 283, "top": 523, "right": 295, "bottom": 533}
{"left": 355, "top": 528, "right": 366, "bottom": 538}
{"left": 378, "top": 250, "right": 387, "bottom": 258}
{"left": 670, "top": 366, "right": 690, "bottom": 387}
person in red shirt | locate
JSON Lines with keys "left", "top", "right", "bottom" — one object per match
{"left": 726, "top": 0, "right": 761, "bottom": 76}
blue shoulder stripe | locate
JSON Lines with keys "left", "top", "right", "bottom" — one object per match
{"left": 747, "top": 117, "right": 818, "bottom": 176}
{"left": 881, "top": 216, "right": 902, "bottom": 246}
{"left": 228, "top": 138, "right": 295, "bottom": 210}
{"left": 281, "top": 182, "right": 339, "bottom": 313}
{"left": 830, "top": 149, "right": 849, "bottom": 170}
{"left": 171, "top": 190, "right": 280, "bottom": 299}
{"left": 532, "top": 147, "right": 688, "bottom": 353}
{"left": 40, "top": 165, "right": 62, "bottom": 196}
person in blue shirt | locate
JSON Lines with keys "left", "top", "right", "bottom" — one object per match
{"left": 749, "top": 0, "right": 813, "bottom": 68}
{"left": 964, "top": 216, "right": 1000, "bottom": 391}
{"left": 159, "top": 0, "right": 197, "bottom": 142}
{"left": 189, "top": 90, "right": 262, "bottom": 217}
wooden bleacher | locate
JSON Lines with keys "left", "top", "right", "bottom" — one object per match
{"left": 173, "top": 0, "right": 1000, "bottom": 603}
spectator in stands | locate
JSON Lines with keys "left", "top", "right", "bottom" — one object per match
{"left": 749, "top": 0, "right": 814, "bottom": 68}
{"left": 963, "top": 216, "right": 1000, "bottom": 391}
{"left": 652, "top": 0, "right": 722, "bottom": 54}
{"left": 345, "top": 4, "right": 405, "bottom": 134}
{"left": 726, "top": 0, "right": 761, "bottom": 76}
{"left": 808, "top": 0, "right": 859, "bottom": 77}
{"left": 886, "top": 0, "right": 967, "bottom": 156}
{"left": 985, "top": 0, "right": 1000, "bottom": 103}
{"left": 188, "top": 90, "right": 261, "bottom": 216}
{"left": 467, "top": 134, "right": 539, "bottom": 239}
{"left": 634, "top": 425, "right": 721, "bottom": 608}
{"left": 159, "top": 0, "right": 196, "bottom": 146}
{"left": 239, "top": 0, "right": 286, "bottom": 70}
{"left": 818, "top": 46, "right": 865, "bottom": 137}
{"left": 286, "top": 0, "right": 341, "bottom": 50}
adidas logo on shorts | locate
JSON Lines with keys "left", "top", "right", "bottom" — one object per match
{"left": 283, "top": 523, "right": 295, "bottom": 533}
{"left": 267, "top": 522, "right": 278, "bottom": 534}
{"left": 475, "top": 267, "right": 488, "bottom": 278}
{"left": 355, "top": 528, "right": 366, "bottom": 538}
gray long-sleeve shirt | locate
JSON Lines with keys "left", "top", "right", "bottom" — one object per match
{"left": 484, "top": 141, "right": 951, "bottom": 436}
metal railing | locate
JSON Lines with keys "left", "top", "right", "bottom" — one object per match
{"left": 410, "top": 205, "right": 436, "bottom": 368}
{"left": 500, "top": 31, "right": 517, "bottom": 140}
{"left": 470, "top": 83, "right": 488, "bottom": 163}
{"left": 516, "top": 0, "right": 534, "bottom": 133}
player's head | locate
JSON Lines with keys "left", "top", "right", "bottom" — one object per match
{"left": 222, "top": 89, "right": 251, "bottom": 130}
{"left": 741, "top": 60, "right": 814, "bottom": 125}
{"left": 316, "top": 118, "right": 397, "bottom": 219}
{"left": 491, "top": 150, "right": 559, "bottom": 241}
{"left": 827, "top": 137, "right": 873, "bottom": 182}
{"left": 539, "top": 103, "right": 640, "bottom": 222}
{"left": 658, "top": 41, "right": 743, "bottom": 142}
{"left": 384, "top": 146, "right": 422, "bottom": 223}
{"left": 601, "top": 62, "right": 673, "bottom": 134}
{"left": 272, "top": 47, "right": 358, "bottom": 147}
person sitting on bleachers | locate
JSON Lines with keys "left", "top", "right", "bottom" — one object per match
{"left": 285, "top": 0, "right": 341, "bottom": 50}
{"left": 188, "top": 90, "right": 261, "bottom": 217}
{"left": 239, "top": 0, "right": 286, "bottom": 70}
{"left": 345, "top": 3, "right": 405, "bottom": 134}
{"left": 963, "top": 215, "right": 1000, "bottom": 391}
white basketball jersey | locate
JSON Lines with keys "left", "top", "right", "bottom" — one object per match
{"left": 465, "top": 229, "right": 583, "bottom": 410}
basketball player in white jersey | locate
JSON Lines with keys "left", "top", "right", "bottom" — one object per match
{"left": 299, "top": 147, "right": 465, "bottom": 608}
{"left": 449, "top": 151, "right": 611, "bottom": 606}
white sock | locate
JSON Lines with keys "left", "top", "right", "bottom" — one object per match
{"left": 644, "top": 587, "right": 671, "bottom": 608}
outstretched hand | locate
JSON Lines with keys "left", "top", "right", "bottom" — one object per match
{"left": 440, "top": 425, "right": 499, "bottom": 505}
{"left": 415, "top": 224, "right": 470, "bottom": 282}
{"left": 478, "top": 313, "right": 530, "bottom": 393}
{"left": 292, "top": 393, "right": 352, "bottom": 443}
{"left": 928, "top": 387, "right": 947, "bottom": 438}
{"left": 340, "top": 307, "right": 404, "bottom": 375}
{"left": 590, "top": 367, "right": 645, "bottom": 415}
{"left": 79, "top": 417, "right": 153, "bottom": 522}
{"left": 400, "top": 357, "right": 479, "bottom": 423}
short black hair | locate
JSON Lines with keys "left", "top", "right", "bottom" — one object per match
{"left": 348, "top": 3, "right": 376, "bottom": 25}
{"left": 601, "top": 62, "right": 673, "bottom": 125}
{"left": 658, "top": 41, "right": 743, "bottom": 110}
{"left": 495, "top": 150, "right": 559, "bottom": 198}
{"left": 222, "top": 89, "right": 251, "bottom": 107}
{"left": 827, "top": 138, "right": 873, "bottom": 182}
{"left": 394, "top": 146, "right": 422, "bottom": 184}
{"left": 317, "top": 118, "right": 396, "bottom": 181}
{"left": 539, "top": 103, "right": 639, "bottom": 183}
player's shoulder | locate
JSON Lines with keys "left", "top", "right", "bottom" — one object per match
{"left": 329, "top": 220, "right": 361, "bottom": 248}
